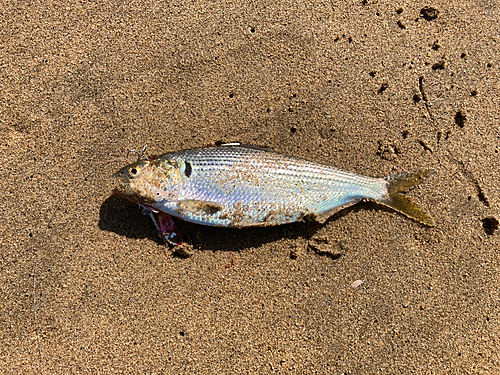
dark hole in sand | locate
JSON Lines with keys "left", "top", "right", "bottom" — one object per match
{"left": 455, "top": 111, "right": 466, "bottom": 128}
{"left": 432, "top": 60, "right": 446, "bottom": 70}
{"left": 377, "top": 83, "right": 388, "bottom": 94}
{"left": 482, "top": 217, "right": 499, "bottom": 235}
{"left": 420, "top": 6, "right": 439, "bottom": 21}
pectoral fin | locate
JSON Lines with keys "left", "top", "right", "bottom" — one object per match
{"left": 176, "top": 199, "right": 223, "bottom": 216}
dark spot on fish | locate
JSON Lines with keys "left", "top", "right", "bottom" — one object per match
{"left": 184, "top": 161, "right": 192, "bottom": 177}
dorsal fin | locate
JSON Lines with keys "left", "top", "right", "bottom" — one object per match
{"left": 219, "top": 143, "right": 275, "bottom": 152}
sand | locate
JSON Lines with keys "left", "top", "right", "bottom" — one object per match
{"left": 1, "top": 1, "right": 499, "bottom": 373}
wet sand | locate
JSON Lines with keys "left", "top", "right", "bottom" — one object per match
{"left": 1, "top": 1, "right": 499, "bottom": 373}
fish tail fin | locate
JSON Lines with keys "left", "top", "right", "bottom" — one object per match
{"left": 379, "top": 169, "right": 434, "bottom": 226}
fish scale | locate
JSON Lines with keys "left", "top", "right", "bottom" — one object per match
{"left": 165, "top": 147, "right": 381, "bottom": 225}
{"left": 112, "top": 144, "right": 434, "bottom": 231}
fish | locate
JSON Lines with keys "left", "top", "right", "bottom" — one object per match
{"left": 112, "top": 143, "right": 433, "bottom": 242}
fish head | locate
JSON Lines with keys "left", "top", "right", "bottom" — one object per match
{"left": 112, "top": 158, "right": 183, "bottom": 205}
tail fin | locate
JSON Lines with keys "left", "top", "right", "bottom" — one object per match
{"left": 379, "top": 170, "right": 434, "bottom": 226}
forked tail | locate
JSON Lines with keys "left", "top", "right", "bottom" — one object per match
{"left": 379, "top": 170, "right": 434, "bottom": 226}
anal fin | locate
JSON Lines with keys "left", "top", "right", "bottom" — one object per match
{"left": 310, "top": 199, "right": 362, "bottom": 224}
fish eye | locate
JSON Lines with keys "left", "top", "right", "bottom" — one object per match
{"left": 129, "top": 166, "right": 140, "bottom": 177}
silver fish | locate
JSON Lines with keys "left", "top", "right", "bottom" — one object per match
{"left": 112, "top": 144, "right": 433, "bottom": 229}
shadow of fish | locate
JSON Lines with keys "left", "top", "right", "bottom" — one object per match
{"left": 112, "top": 144, "right": 433, "bottom": 241}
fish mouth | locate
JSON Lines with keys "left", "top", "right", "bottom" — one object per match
{"left": 111, "top": 177, "right": 156, "bottom": 206}
{"left": 111, "top": 178, "right": 140, "bottom": 203}
{"left": 112, "top": 184, "right": 135, "bottom": 201}
{"left": 111, "top": 173, "right": 127, "bottom": 194}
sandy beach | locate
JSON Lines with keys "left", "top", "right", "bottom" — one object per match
{"left": 1, "top": 1, "right": 499, "bottom": 373}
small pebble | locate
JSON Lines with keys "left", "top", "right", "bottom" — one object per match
{"left": 351, "top": 279, "right": 364, "bottom": 289}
